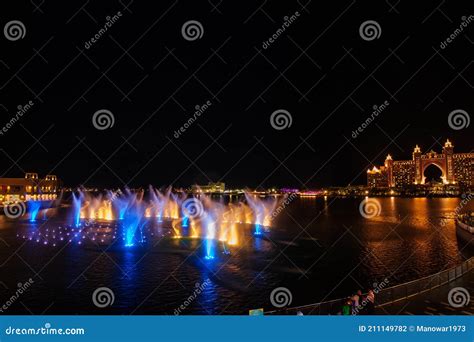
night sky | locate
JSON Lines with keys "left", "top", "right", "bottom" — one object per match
{"left": 0, "top": 1, "right": 472, "bottom": 189}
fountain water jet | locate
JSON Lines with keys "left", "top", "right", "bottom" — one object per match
{"left": 203, "top": 214, "right": 217, "bottom": 260}
{"left": 245, "top": 193, "right": 278, "bottom": 235}
{"left": 72, "top": 192, "right": 82, "bottom": 227}
{"left": 28, "top": 201, "right": 41, "bottom": 222}
{"left": 122, "top": 198, "right": 145, "bottom": 247}
{"left": 113, "top": 189, "right": 133, "bottom": 220}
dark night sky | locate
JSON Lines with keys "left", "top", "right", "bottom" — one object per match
{"left": 0, "top": 1, "right": 472, "bottom": 189}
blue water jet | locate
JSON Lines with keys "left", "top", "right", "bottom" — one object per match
{"left": 114, "top": 197, "right": 129, "bottom": 220}
{"left": 122, "top": 205, "right": 144, "bottom": 247}
{"left": 125, "top": 229, "right": 135, "bottom": 247}
{"left": 254, "top": 224, "right": 263, "bottom": 236}
{"left": 28, "top": 201, "right": 41, "bottom": 222}
{"left": 203, "top": 219, "right": 217, "bottom": 260}
{"left": 72, "top": 193, "right": 82, "bottom": 227}
{"left": 182, "top": 216, "right": 189, "bottom": 228}
{"left": 204, "top": 238, "right": 216, "bottom": 260}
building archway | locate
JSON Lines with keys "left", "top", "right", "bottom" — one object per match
{"left": 421, "top": 162, "right": 445, "bottom": 184}
{"left": 423, "top": 163, "right": 444, "bottom": 184}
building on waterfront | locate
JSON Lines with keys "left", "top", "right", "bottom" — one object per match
{"left": 0, "top": 172, "right": 60, "bottom": 203}
{"left": 367, "top": 140, "right": 474, "bottom": 189}
{"left": 191, "top": 182, "right": 225, "bottom": 193}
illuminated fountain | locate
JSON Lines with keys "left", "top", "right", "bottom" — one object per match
{"left": 245, "top": 193, "right": 278, "bottom": 235}
{"left": 148, "top": 187, "right": 181, "bottom": 221}
{"left": 27, "top": 201, "right": 41, "bottom": 222}
{"left": 18, "top": 188, "right": 283, "bottom": 259}
{"left": 80, "top": 193, "right": 115, "bottom": 221}
{"left": 190, "top": 218, "right": 199, "bottom": 238}
{"left": 72, "top": 192, "right": 82, "bottom": 227}
{"left": 122, "top": 201, "right": 145, "bottom": 247}
{"left": 203, "top": 203, "right": 219, "bottom": 260}
{"left": 113, "top": 189, "right": 133, "bottom": 220}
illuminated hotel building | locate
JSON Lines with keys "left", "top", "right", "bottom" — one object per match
{"left": 367, "top": 140, "right": 474, "bottom": 188}
{"left": 0, "top": 173, "right": 60, "bottom": 203}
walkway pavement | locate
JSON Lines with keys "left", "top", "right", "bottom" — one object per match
{"left": 376, "top": 269, "right": 474, "bottom": 315}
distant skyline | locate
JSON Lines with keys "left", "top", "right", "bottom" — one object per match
{"left": 3, "top": 136, "right": 472, "bottom": 190}
{"left": 0, "top": 1, "right": 472, "bottom": 188}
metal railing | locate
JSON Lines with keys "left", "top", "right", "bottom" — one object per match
{"left": 266, "top": 257, "right": 474, "bottom": 315}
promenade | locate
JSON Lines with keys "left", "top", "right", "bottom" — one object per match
{"left": 376, "top": 269, "right": 474, "bottom": 315}
{"left": 266, "top": 258, "right": 474, "bottom": 315}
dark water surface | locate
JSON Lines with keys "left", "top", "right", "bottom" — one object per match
{"left": 0, "top": 197, "right": 473, "bottom": 314}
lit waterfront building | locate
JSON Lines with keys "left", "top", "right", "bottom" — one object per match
{"left": 0, "top": 173, "right": 60, "bottom": 203}
{"left": 191, "top": 182, "right": 225, "bottom": 193}
{"left": 367, "top": 140, "right": 474, "bottom": 189}
{"left": 367, "top": 166, "right": 390, "bottom": 188}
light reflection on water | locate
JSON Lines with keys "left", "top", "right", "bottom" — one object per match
{"left": 0, "top": 197, "right": 472, "bottom": 314}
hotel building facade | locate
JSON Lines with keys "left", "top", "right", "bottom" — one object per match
{"left": 367, "top": 140, "right": 474, "bottom": 189}
{"left": 0, "top": 173, "right": 60, "bottom": 203}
